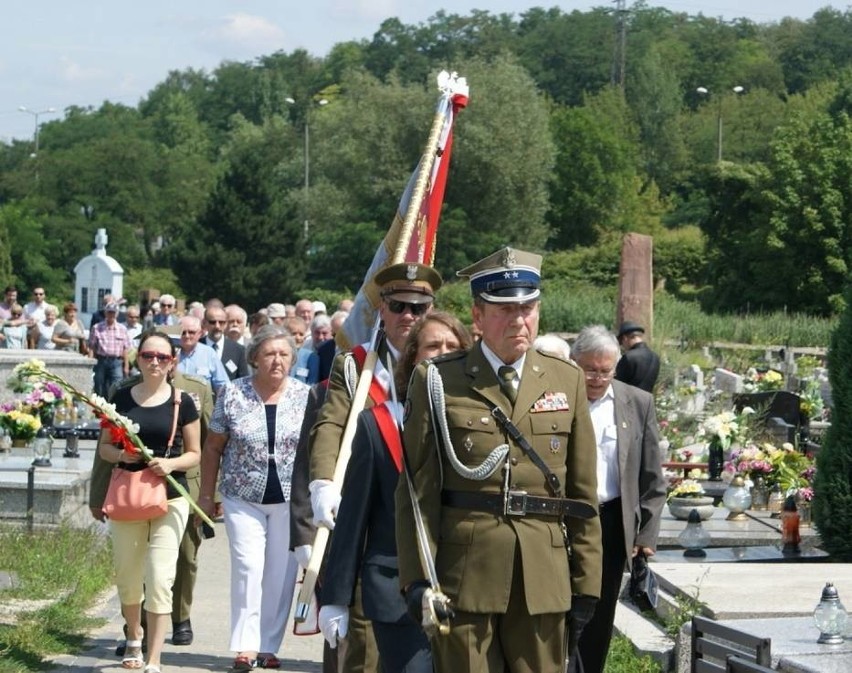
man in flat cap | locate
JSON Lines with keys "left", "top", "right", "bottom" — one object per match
{"left": 306, "top": 261, "right": 442, "bottom": 673}
{"left": 614, "top": 321, "right": 660, "bottom": 393}
{"left": 395, "top": 247, "right": 602, "bottom": 672}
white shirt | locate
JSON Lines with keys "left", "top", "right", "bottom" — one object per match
{"left": 589, "top": 385, "right": 620, "bottom": 503}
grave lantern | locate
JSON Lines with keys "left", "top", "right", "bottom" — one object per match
{"left": 813, "top": 582, "right": 848, "bottom": 644}
{"left": 31, "top": 426, "right": 53, "bottom": 467}
{"left": 678, "top": 508, "right": 710, "bottom": 557}
{"left": 722, "top": 474, "right": 752, "bottom": 521}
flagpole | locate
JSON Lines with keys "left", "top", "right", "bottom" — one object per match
{"left": 392, "top": 98, "right": 450, "bottom": 264}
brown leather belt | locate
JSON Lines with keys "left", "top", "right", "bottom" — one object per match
{"left": 442, "top": 490, "right": 596, "bottom": 520}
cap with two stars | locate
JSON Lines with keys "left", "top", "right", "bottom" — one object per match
{"left": 457, "top": 247, "right": 543, "bottom": 303}
{"left": 374, "top": 263, "right": 443, "bottom": 305}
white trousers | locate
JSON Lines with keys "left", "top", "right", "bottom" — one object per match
{"left": 223, "top": 495, "right": 297, "bottom": 654}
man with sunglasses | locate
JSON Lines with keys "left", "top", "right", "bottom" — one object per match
{"left": 89, "top": 302, "right": 132, "bottom": 397}
{"left": 306, "top": 261, "right": 441, "bottom": 673}
{"left": 154, "top": 293, "right": 178, "bottom": 326}
{"left": 395, "top": 247, "right": 602, "bottom": 673}
{"left": 176, "top": 316, "right": 229, "bottom": 394}
{"left": 202, "top": 306, "right": 249, "bottom": 381}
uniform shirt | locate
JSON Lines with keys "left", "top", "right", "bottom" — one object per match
{"left": 589, "top": 384, "right": 620, "bottom": 504}
{"left": 177, "top": 342, "right": 229, "bottom": 391}
{"left": 89, "top": 320, "right": 131, "bottom": 357}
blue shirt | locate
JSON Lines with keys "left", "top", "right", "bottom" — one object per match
{"left": 291, "top": 346, "right": 319, "bottom": 384}
{"left": 177, "top": 342, "right": 229, "bottom": 391}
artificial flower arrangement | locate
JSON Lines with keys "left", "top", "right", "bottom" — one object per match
{"left": 12, "top": 359, "right": 214, "bottom": 526}
{"left": 0, "top": 403, "right": 42, "bottom": 440}
{"left": 5, "top": 359, "right": 65, "bottom": 424}
{"left": 743, "top": 367, "right": 784, "bottom": 393}
{"left": 698, "top": 407, "right": 753, "bottom": 451}
{"left": 723, "top": 441, "right": 815, "bottom": 493}
{"left": 667, "top": 478, "right": 706, "bottom": 501}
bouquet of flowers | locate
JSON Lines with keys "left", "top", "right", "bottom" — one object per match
{"left": 0, "top": 403, "right": 42, "bottom": 440}
{"left": 698, "top": 408, "right": 752, "bottom": 451}
{"left": 743, "top": 368, "right": 784, "bottom": 393}
{"left": 667, "top": 478, "right": 706, "bottom": 501}
{"left": 12, "top": 359, "right": 214, "bottom": 526}
{"left": 724, "top": 441, "right": 815, "bottom": 492}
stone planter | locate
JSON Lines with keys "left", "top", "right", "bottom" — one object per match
{"left": 11, "top": 438, "right": 30, "bottom": 449}
{"left": 668, "top": 495, "right": 715, "bottom": 521}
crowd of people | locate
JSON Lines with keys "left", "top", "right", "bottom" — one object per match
{"left": 58, "top": 248, "right": 664, "bottom": 673}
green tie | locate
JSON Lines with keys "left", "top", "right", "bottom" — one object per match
{"left": 498, "top": 365, "right": 518, "bottom": 404}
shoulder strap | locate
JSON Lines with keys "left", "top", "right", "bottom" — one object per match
{"left": 351, "top": 345, "right": 390, "bottom": 405}
{"left": 166, "top": 386, "right": 182, "bottom": 454}
{"left": 491, "top": 406, "right": 563, "bottom": 497}
{"left": 371, "top": 403, "right": 403, "bottom": 473}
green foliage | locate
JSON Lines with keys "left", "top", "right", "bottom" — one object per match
{"left": 603, "top": 634, "right": 662, "bottom": 673}
{"left": 663, "top": 570, "right": 709, "bottom": 638}
{"left": 812, "top": 281, "right": 852, "bottom": 560}
{"left": 0, "top": 525, "right": 113, "bottom": 671}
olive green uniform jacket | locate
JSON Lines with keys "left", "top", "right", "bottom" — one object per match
{"left": 395, "top": 344, "right": 602, "bottom": 615}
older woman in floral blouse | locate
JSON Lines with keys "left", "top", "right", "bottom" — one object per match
{"left": 200, "top": 325, "right": 309, "bottom": 671}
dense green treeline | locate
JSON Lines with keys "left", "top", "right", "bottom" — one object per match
{"left": 1, "top": 4, "right": 852, "bottom": 320}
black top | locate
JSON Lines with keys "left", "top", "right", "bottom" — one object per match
{"left": 615, "top": 342, "right": 660, "bottom": 393}
{"left": 112, "top": 385, "right": 200, "bottom": 500}
{"left": 262, "top": 404, "right": 285, "bottom": 504}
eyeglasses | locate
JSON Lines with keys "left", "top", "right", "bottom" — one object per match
{"left": 126, "top": 314, "right": 139, "bottom": 320}
{"left": 206, "top": 319, "right": 226, "bottom": 325}
{"left": 385, "top": 299, "right": 429, "bottom": 316}
{"left": 138, "top": 351, "right": 173, "bottom": 363}
{"left": 181, "top": 330, "right": 198, "bottom": 336}
{"left": 161, "top": 303, "right": 174, "bottom": 308}
{"left": 33, "top": 292, "right": 44, "bottom": 296}
{"left": 11, "top": 312, "right": 21, "bottom": 317}
{"left": 583, "top": 370, "right": 615, "bottom": 381}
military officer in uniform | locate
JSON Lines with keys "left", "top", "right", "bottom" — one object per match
{"left": 395, "top": 247, "right": 603, "bottom": 673}
{"left": 90, "top": 369, "right": 214, "bottom": 650}
{"left": 307, "top": 261, "right": 442, "bottom": 673}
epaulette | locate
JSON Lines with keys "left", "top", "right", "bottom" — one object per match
{"left": 177, "top": 373, "right": 210, "bottom": 387}
{"left": 430, "top": 349, "right": 468, "bottom": 365}
{"left": 535, "top": 349, "right": 581, "bottom": 370}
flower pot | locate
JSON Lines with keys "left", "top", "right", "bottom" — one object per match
{"left": 668, "top": 496, "right": 715, "bottom": 521}
{"left": 11, "top": 438, "right": 29, "bottom": 449}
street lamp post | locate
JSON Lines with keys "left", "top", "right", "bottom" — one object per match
{"left": 286, "top": 97, "right": 328, "bottom": 239}
{"left": 18, "top": 106, "right": 57, "bottom": 157}
{"left": 696, "top": 86, "right": 744, "bottom": 162}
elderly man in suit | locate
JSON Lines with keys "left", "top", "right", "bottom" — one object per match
{"left": 571, "top": 325, "right": 666, "bottom": 673}
{"left": 396, "top": 247, "right": 602, "bottom": 673}
{"left": 202, "top": 306, "right": 249, "bottom": 381}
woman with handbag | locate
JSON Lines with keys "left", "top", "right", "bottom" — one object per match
{"left": 199, "top": 325, "right": 310, "bottom": 672}
{"left": 99, "top": 330, "right": 201, "bottom": 672}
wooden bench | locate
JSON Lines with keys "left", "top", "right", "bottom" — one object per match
{"left": 692, "top": 615, "right": 771, "bottom": 673}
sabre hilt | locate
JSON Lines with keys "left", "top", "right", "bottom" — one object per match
{"left": 422, "top": 587, "right": 453, "bottom": 637}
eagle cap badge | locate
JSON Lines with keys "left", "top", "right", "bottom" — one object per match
{"left": 502, "top": 248, "right": 516, "bottom": 268}
{"left": 406, "top": 264, "right": 418, "bottom": 280}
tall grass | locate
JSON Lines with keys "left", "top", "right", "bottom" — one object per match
{"left": 469, "top": 280, "right": 836, "bottom": 347}
{"left": 0, "top": 525, "right": 113, "bottom": 672}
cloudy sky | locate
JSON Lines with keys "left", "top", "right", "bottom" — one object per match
{"left": 1, "top": 1, "right": 844, "bottom": 142}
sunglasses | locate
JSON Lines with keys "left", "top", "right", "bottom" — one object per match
{"left": 206, "top": 319, "right": 227, "bottom": 325}
{"left": 11, "top": 312, "right": 22, "bottom": 317}
{"left": 385, "top": 299, "right": 429, "bottom": 316}
{"left": 33, "top": 292, "right": 44, "bottom": 296}
{"left": 139, "top": 351, "right": 172, "bottom": 363}
{"left": 181, "top": 330, "right": 198, "bottom": 336}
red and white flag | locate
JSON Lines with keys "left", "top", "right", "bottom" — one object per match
{"left": 339, "top": 71, "right": 469, "bottom": 349}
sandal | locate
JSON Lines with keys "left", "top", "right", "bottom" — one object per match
{"left": 121, "top": 641, "right": 144, "bottom": 669}
{"left": 230, "top": 656, "right": 256, "bottom": 672}
{"left": 257, "top": 654, "right": 280, "bottom": 669}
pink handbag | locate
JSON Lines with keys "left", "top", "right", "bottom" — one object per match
{"left": 103, "top": 388, "right": 181, "bottom": 521}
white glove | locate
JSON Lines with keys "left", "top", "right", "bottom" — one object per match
{"left": 318, "top": 604, "right": 349, "bottom": 648}
{"left": 294, "top": 544, "right": 313, "bottom": 569}
{"left": 309, "top": 479, "right": 341, "bottom": 530}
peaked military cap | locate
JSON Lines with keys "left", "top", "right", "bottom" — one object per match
{"left": 457, "top": 247, "right": 542, "bottom": 303}
{"left": 374, "top": 262, "right": 442, "bottom": 305}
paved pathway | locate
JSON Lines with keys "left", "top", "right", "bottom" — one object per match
{"left": 55, "top": 520, "right": 325, "bottom": 672}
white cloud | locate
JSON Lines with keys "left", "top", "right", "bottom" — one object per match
{"left": 201, "top": 13, "right": 287, "bottom": 56}
{"left": 58, "top": 56, "right": 106, "bottom": 83}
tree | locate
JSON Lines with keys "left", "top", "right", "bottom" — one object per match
{"left": 812, "top": 281, "right": 852, "bottom": 560}
{"left": 169, "top": 116, "right": 306, "bottom": 308}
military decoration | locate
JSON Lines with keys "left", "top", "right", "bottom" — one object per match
{"left": 531, "top": 391, "right": 570, "bottom": 413}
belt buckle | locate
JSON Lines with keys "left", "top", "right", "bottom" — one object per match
{"left": 504, "top": 490, "right": 528, "bottom": 516}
